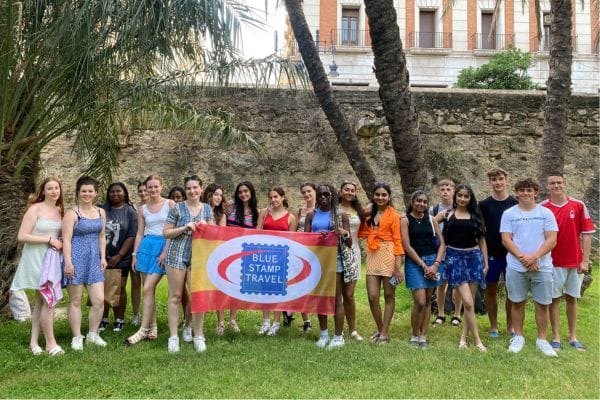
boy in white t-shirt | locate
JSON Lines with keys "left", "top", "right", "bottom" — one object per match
{"left": 500, "top": 178, "right": 558, "bottom": 356}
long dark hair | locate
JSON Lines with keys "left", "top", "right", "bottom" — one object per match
{"left": 105, "top": 182, "right": 134, "bottom": 210}
{"left": 202, "top": 183, "right": 225, "bottom": 222}
{"left": 339, "top": 181, "right": 364, "bottom": 217}
{"left": 406, "top": 190, "right": 429, "bottom": 214}
{"left": 234, "top": 181, "right": 258, "bottom": 227}
{"left": 452, "top": 184, "right": 486, "bottom": 237}
{"left": 367, "top": 182, "right": 393, "bottom": 226}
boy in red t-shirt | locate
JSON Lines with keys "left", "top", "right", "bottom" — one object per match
{"left": 541, "top": 174, "right": 595, "bottom": 351}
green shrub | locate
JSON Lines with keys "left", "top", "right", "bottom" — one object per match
{"left": 456, "top": 47, "right": 537, "bottom": 89}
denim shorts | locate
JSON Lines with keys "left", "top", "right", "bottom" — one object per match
{"left": 405, "top": 254, "right": 439, "bottom": 290}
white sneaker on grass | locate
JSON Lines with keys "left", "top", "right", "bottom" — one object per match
{"left": 168, "top": 336, "right": 180, "bottom": 353}
{"left": 86, "top": 332, "right": 107, "bottom": 347}
{"left": 71, "top": 335, "right": 84, "bottom": 351}
{"left": 508, "top": 335, "right": 525, "bottom": 353}
{"left": 258, "top": 321, "right": 271, "bottom": 335}
{"left": 193, "top": 336, "right": 207, "bottom": 353}
{"left": 327, "top": 336, "right": 345, "bottom": 349}
{"left": 182, "top": 326, "right": 193, "bottom": 343}
{"left": 316, "top": 335, "right": 330, "bottom": 348}
{"left": 536, "top": 339, "right": 558, "bottom": 357}
{"left": 267, "top": 323, "right": 280, "bottom": 336}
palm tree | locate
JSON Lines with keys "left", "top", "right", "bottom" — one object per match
{"left": 363, "top": 0, "right": 427, "bottom": 204}
{"left": 283, "top": 0, "right": 378, "bottom": 193}
{"left": 284, "top": 0, "right": 427, "bottom": 202}
{"left": 0, "top": 0, "right": 269, "bottom": 309}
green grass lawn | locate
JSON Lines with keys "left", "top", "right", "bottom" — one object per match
{"left": 1, "top": 270, "right": 598, "bottom": 398}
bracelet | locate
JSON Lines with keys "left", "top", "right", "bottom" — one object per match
{"left": 435, "top": 260, "right": 442, "bottom": 264}
{"left": 433, "top": 261, "right": 440, "bottom": 265}
{"left": 131, "top": 253, "right": 137, "bottom": 256}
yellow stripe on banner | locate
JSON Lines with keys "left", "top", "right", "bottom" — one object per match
{"left": 190, "top": 239, "right": 338, "bottom": 297}
{"left": 190, "top": 238, "right": 221, "bottom": 292}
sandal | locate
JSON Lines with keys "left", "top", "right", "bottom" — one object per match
{"left": 147, "top": 324, "right": 158, "bottom": 340}
{"left": 475, "top": 343, "right": 487, "bottom": 353}
{"left": 30, "top": 345, "right": 44, "bottom": 356}
{"left": 125, "top": 327, "right": 149, "bottom": 346}
{"left": 216, "top": 323, "right": 225, "bottom": 336}
{"left": 451, "top": 316, "right": 462, "bottom": 327}
{"left": 350, "top": 331, "right": 364, "bottom": 341}
{"left": 432, "top": 315, "right": 446, "bottom": 326}
{"left": 369, "top": 331, "right": 381, "bottom": 343}
{"left": 229, "top": 320, "right": 240, "bottom": 333}
{"left": 48, "top": 346, "right": 65, "bottom": 357}
{"left": 459, "top": 337, "right": 468, "bottom": 349}
{"left": 376, "top": 335, "right": 390, "bottom": 345}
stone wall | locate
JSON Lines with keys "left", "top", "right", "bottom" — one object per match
{"left": 41, "top": 88, "right": 598, "bottom": 221}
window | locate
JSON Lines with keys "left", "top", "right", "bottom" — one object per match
{"left": 543, "top": 13, "right": 552, "bottom": 50}
{"left": 481, "top": 12, "right": 496, "bottom": 49}
{"left": 419, "top": 10, "right": 436, "bottom": 48}
{"left": 341, "top": 8, "right": 359, "bottom": 45}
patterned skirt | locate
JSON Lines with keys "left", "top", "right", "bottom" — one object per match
{"left": 445, "top": 247, "right": 486, "bottom": 289}
{"left": 366, "top": 241, "right": 396, "bottom": 277}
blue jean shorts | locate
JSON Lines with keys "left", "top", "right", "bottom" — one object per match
{"left": 405, "top": 254, "right": 439, "bottom": 290}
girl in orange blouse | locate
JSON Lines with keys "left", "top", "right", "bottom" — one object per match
{"left": 358, "top": 183, "right": 405, "bottom": 344}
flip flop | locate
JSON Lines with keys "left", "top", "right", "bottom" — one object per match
{"left": 569, "top": 340, "right": 586, "bottom": 351}
{"left": 451, "top": 316, "right": 462, "bottom": 327}
{"left": 30, "top": 346, "right": 44, "bottom": 356}
{"left": 48, "top": 346, "right": 65, "bottom": 357}
{"left": 369, "top": 331, "right": 381, "bottom": 343}
{"left": 432, "top": 315, "right": 446, "bottom": 326}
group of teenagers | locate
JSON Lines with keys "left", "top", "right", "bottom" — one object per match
{"left": 9, "top": 168, "right": 595, "bottom": 357}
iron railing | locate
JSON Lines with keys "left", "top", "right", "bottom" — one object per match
{"left": 472, "top": 33, "right": 515, "bottom": 50}
{"left": 407, "top": 31, "right": 452, "bottom": 49}
{"left": 538, "top": 35, "right": 578, "bottom": 52}
{"left": 329, "top": 28, "right": 371, "bottom": 47}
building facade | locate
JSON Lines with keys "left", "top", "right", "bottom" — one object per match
{"left": 285, "top": 0, "right": 599, "bottom": 93}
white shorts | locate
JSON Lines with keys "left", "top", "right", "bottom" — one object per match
{"left": 552, "top": 267, "right": 583, "bottom": 299}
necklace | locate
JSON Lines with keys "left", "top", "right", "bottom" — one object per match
{"left": 411, "top": 213, "right": 425, "bottom": 224}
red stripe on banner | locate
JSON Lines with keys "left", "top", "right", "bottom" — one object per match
{"left": 193, "top": 224, "right": 338, "bottom": 247}
{"left": 191, "top": 291, "right": 335, "bottom": 315}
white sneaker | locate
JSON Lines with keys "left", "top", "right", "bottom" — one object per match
{"left": 131, "top": 314, "right": 140, "bottom": 326}
{"left": 193, "top": 336, "right": 207, "bottom": 353}
{"left": 327, "top": 336, "right": 345, "bottom": 349}
{"left": 267, "top": 323, "right": 280, "bottom": 336}
{"left": 182, "top": 326, "right": 193, "bottom": 343}
{"left": 71, "top": 335, "right": 84, "bottom": 351}
{"left": 536, "top": 339, "right": 558, "bottom": 357}
{"left": 168, "top": 336, "right": 180, "bottom": 353}
{"left": 316, "top": 335, "right": 330, "bottom": 348}
{"left": 86, "top": 331, "right": 107, "bottom": 347}
{"left": 258, "top": 322, "right": 271, "bottom": 335}
{"left": 508, "top": 335, "right": 525, "bottom": 353}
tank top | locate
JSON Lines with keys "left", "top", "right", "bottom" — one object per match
{"left": 311, "top": 208, "right": 333, "bottom": 233}
{"left": 226, "top": 208, "right": 255, "bottom": 228}
{"left": 407, "top": 213, "right": 437, "bottom": 256}
{"left": 143, "top": 200, "right": 170, "bottom": 236}
{"left": 263, "top": 211, "right": 290, "bottom": 232}
{"left": 444, "top": 216, "right": 479, "bottom": 248}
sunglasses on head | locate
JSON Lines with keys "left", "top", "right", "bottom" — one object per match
{"left": 184, "top": 175, "right": 200, "bottom": 183}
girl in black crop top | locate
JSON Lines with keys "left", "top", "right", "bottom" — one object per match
{"left": 440, "top": 184, "right": 489, "bottom": 352}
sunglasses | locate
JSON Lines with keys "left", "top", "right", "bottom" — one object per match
{"left": 184, "top": 175, "right": 201, "bottom": 183}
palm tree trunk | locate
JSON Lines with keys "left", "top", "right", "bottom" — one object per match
{"left": 0, "top": 158, "right": 38, "bottom": 310}
{"left": 537, "top": 0, "right": 572, "bottom": 194}
{"left": 284, "top": 0, "right": 378, "bottom": 193}
{"left": 363, "top": 0, "right": 427, "bottom": 207}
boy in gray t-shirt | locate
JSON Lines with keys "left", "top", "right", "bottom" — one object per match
{"left": 500, "top": 178, "right": 558, "bottom": 356}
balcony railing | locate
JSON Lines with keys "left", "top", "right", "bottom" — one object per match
{"left": 472, "top": 33, "right": 515, "bottom": 50}
{"left": 537, "top": 35, "right": 578, "bottom": 52}
{"left": 329, "top": 28, "right": 371, "bottom": 48}
{"left": 407, "top": 32, "right": 452, "bottom": 49}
